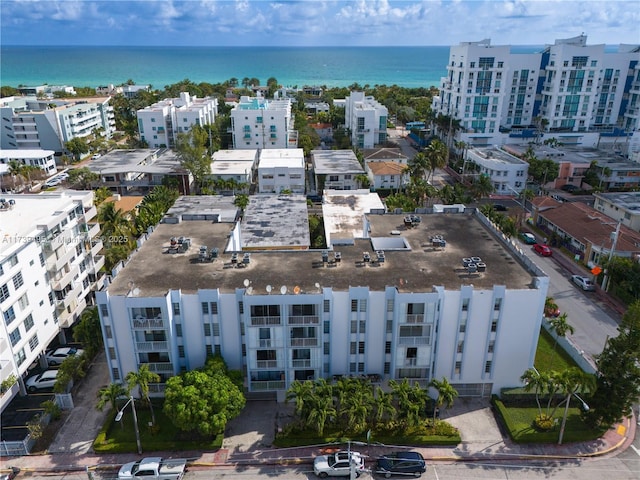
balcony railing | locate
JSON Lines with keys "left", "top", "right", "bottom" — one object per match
{"left": 404, "top": 314, "right": 424, "bottom": 324}
{"left": 144, "top": 362, "right": 174, "bottom": 373}
{"left": 290, "top": 338, "right": 318, "bottom": 347}
{"left": 404, "top": 358, "right": 418, "bottom": 366}
{"left": 250, "top": 380, "right": 286, "bottom": 391}
{"left": 398, "top": 337, "right": 430, "bottom": 346}
{"left": 256, "top": 360, "right": 279, "bottom": 368}
{"left": 291, "top": 359, "right": 312, "bottom": 368}
{"left": 136, "top": 341, "right": 169, "bottom": 351}
{"left": 250, "top": 316, "right": 281, "bottom": 326}
{"left": 288, "top": 315, "right": 319, "bottom": 325}
{"left": 133, "top": 318, "right": 165, "bottom": 329}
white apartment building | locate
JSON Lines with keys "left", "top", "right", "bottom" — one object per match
{"left": 436, "top": 35, "right": 640, "bottom": 146}
{"left": 593, "top": 191, "right": 640, "bottom": 232}
{"left": 230, "top": 96, "right": 298, "bottom": 150}
{"left": 137, "top": 92, "right": 219, "bottom": 149}
{"left": 344, "top": 92, "right": 388, "bottom": 149}
{"left": 0, "top": 191, "right": 105, "bottom": 410}
{"left": 96, "top": 196, "right": 549, "bottom": 401}
{"left": 312, "top": 149, "right": 365, "bottom": 192}
{"left": 0, "top": 149, "right": 57, "bottom": 176}
{"left": 624, "top": 63, "right": 640, "bottom": 133}
{"left": 0, "top": 96, "right": 115, "bottom": 154}
{"left": 209, "top": 149, "right": 258, "bottom": 193}
{"left": 257, "top": 149, "right": 305, "bottom": 193}
{"left": 465, "top": 146, "right": 529, "bottom": 194}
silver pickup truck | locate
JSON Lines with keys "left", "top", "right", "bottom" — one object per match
{"left": 118, "top": 457, "right": 187, "bottom": 480}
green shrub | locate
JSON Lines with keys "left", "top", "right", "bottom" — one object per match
{"left": 41, "top": 400, "right": 62, "bottom": 421}
{"left": 533, "top": 413, "right": 555, "bottom": 431}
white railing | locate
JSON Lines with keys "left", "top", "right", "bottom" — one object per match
{"left": 250, "top": 316, "right": 281, "bottom": 326}
{"left": 290, "top": 338, "right": 318, "bottom": 347}
{"left": 404, "top": 314, "right": 424, "bottom": 324}
{"left": 291, "top": 359, "right": 312, "bottom": 368}
{"left": 145, "top": 362, "right": 174, "bottom": 373}
{"left": 256, "top": 360, "right": 279, "bottom": 368}
{"left": 133, "top": 318, "right": 165, "bottom": 329}
{"left": 250, "top": 380, "right": 285, "bottom": 391}
{"left": 398, "top": 337, "right": 430, "bottom": 346}
{"left": 288, "top": 315, "right": 319, "bottom": 325}
{"left": 136, "top": 341, "right": 168, "bottom": 351}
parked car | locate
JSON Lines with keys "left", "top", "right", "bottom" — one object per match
{"left": 493, "top": 203, "right": 508, "bottom": 211}
{"left": 25, "top": 370, "right": 59, "bottom": 392}
{"left": 313, "top": 450, "right": 365, "bottom": 477}
{"left": 44, "top": 178, "right": 62, "bottom": 188}
{"left": 0, "top": 467, "right": 19, "bottom": 480}
{"left": 533, "top": 243, "right": 552, "bottom": 257}
{"left": 91, "top": 153, "right": 102, "bottom": 159}
{"left": 375, "top": 451, "right": 426, "bottom": 477}
{"left": 45, "top": 347, "right": 84, "bottom": 365}
{"left": 520, "top": 232, "right": 536, "bottom": 244}
{"left": 571, "top": 275, "right": 596, "bottom": 291}
{"left": 561, "top": 184, "right": 579, "bottom": 192}
{"left": 118, "top": 457, "right": 187, "bottom": 480}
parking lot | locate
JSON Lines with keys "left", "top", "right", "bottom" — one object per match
{"left": 0, "top": 392, "right": 53, "bottom": 442}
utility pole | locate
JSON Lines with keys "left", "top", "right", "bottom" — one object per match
{"left": 601, "top": 220, "right": 621, "bottom": 292}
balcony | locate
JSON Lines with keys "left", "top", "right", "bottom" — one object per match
{"left": 136, "top": 341, "right": 169, "bottom": 352}
{"left": 51, "top": 265, "right": 77, "bottom": 291}
{"left": 250, "top": 380, "right": 285, "bottom": 391}
{"left": 91, "top": 238, "right": 104, "bottom": 257}
{"left": 404, "top": 358, "right": 418, "bottom": 366}
{"left": 291, "top": 359, "right": 312, "bottom": 368}
{"left": 290, "top": 337, "right": 318, "bottom": 347}
{"left": 288, "top": 315, "right": 319, "bottom": 325}
{"left": 256, "top": 360, "right": 279, "bottom": 368}
{"left": 89, "top": 255, "right": 105, "bottom": 274}
{"left": 404, "top": 314, "right": 424, "bottom": 324}
{"left": 145, "top": 362, "right": 174, "bottom": 374}
{"left": 80, "top": 222, "right": 100, "bottom": 239}
{"left": 398, "top": 336, "right": 430, "bottom": 346}
{"left": 250, "top": 316, "right": 281, "bottom": 326}
{"left": 133, "top": 317, "right": 166, "bottom": 329}
{"left": 83, "top": 205, "right": 98, "bottom": 220}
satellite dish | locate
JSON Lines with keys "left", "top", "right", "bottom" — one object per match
{"left": 246, "top": 286, "right": 253, "bottom": 295}
{"left": 293, "top": 286, "right": 300, "bottom": 294}
{"left": 280, "top": 285, "right": 287, "bottom": 295}
{"left": 266, "top": 284, "right": 272, "bottom": 294}
{"left": 243, "top": 279, "right": 250, "bottom": 287}
{"left": 315, "top": 282, "right": 321, "bottom": 291}
{"left": 132, "top": 288, "right": 140, "bottom": 296}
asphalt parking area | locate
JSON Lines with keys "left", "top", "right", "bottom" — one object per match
{"left": 0, "top": 393, "right": 53, "bottom": 441}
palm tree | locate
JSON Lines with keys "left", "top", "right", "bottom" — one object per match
{"left": 125, "top": 364, "right": 161, "bottom": 425}
{"left": 354, "top": 174, "right": 371, "bottom": 190}
{"left": 480, "top": 203, "right": 496, "bottom": 221}
{"left": 425, "top": 139, "right": 448, "bottom": 184}
{"left": 547, "top": 313, "right": 574, "bottom": 369}
{"left": 428, "top": 377, "right": 458, "bottom": 423}
{"left": 286, "top": 380, "right": 314, "bottom": 420}
{"left": 521, "top": 368, "right": 551, "bottom": 415}
{"left": 7, "top": 160, "right": 25, "bottom": 190}
{"left": 470, "top": 175, "right": 494, "bottom": 200}
{"left": 97, "top": 382, "right": 127, "bottom": 412}
{"left": 371, "top": 387, "right": 396, "bottom": 428}
{"left": 555, "top": 368, "right": 596, "bottom": 444}
{"left": 307, "top": 394, "right": 336, "bottom": 436}
{"left": 98, "top": 201, "right": 131, "bottom": 245}
{"left": 408, "top": 151, "right": 429, "bottom": 181}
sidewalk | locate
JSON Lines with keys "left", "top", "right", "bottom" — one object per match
{"left": 3, "top": 398, "right": 635, "bottom": 475}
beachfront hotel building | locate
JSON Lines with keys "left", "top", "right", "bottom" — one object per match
{"left": 0, "top": 191, "right": 105, "bottom": 410}
{"left": 435, "top": 35, "right": 640, "bottom": 147}
{"left": 0, "top": 96, "right": 115, "bottom": 155}
{"left": 96, "top": 194, "right": 549, "bottom": 401}
{"left": 344, "top": 92, "right": 388, "bottom": 149}
{"left": 230, "top": 96, "right": 298, "bottom": 150}
{"left": 137, "top": 92, "right": 219, "bottom": 149}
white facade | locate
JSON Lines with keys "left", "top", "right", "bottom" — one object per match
{"left": 257, "top": 148, "right": 305, "bottom": 193}
{"left": 1, "top": 96, "right": 115, "bottom": 153}
{"left": 366, "top": 161, "right": 409, "bottom": 190}
{"left": 95, "top": 203, "right": 548, "bottom": 401}
{"left": 137, "top": 92, "right": 218, "bottom": 149}
{"left": 0, "top": 149, "right": 57, "bottom": 175}
{"left": 209, "top": 149, "right": 258, "bottom": 191}
{"left": 0, "top": 191, "right": 105, "bottom": 410}
{"left": 344, "top": 92, "right": 388, "bottom": 149}
{"left": 230, "top": 96, "right": 298, "bottom": 150}
{"left": 436, "top": 35, "right": 640, "bottom": 146}
{"left": 593, "top": 191, "right": 640, "bottom": 232}
{"left": 465, "top": 146, "right": 529, "bottom": 194}
{"left": 312, "top": 149, "right": 365, "bottom": 191}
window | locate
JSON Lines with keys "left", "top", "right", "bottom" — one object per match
{"left": 206, "top": 345, "right": 214, "bottom": 356}
{"left": 210, "top": 302, "right": 218, "bottom": 314}
{"left": 12, "top": 272, "right": 24, "bottom": 290}
{"left": 488, "top": 341, "right": 495, "bottom": 353}
{"left": 461, "top": 299, "right": 469, "bottom": 311}
{"left": 323, "top": 300, "right": 330, "bottom": 312}
{"left": 351, "top": 320, "right": 357, "bottom": 333}
{"left": 9, "top": 327, "right": 21, "bottom": 346}
{"left": 176, "top": 323, "right": 182, "bottom": 337}
{"left": 494, "top": 298, "right": 502, "bottom": 310}
{"left": 18, "top": 294, "right": 28, "bottom": 310}
{"left": 358, "top": 341, "right": 365, "bottom": 354}
{"left": 24, "top": 314, "right": 34, "bottom": 332}
{"left": 204, "top": 323, "right": 211, "bottom": 336}
{"left": 202, "top": 302, "right": 209, "bottom": 314}
{"left": 324, "top": 321, "right": 330, "bottom": 334}
{"left": 28, "top": 334, "right": 39, "bottom": 351}
{"left": 3, "top": 306, "right": 16, "bottom": 325}
{"left": 491, "top": 320, "right": 498, "bottom": 332}
{"left": 213, "top": 323, "right": 220, "bottom": 336}
{"left": 324, "top": 342, "right": 330, "bottom": 355}
{"left": 457, "top": 341, "right": 464, "bottom": 353}
{"left": 178, "top": 345, "right": 185, "bottom": 358}
{"left": 0, "top": 284, "right": 9, "bottom": 303}
{"left": 385, "top": 341, "right": 392, "bottom": 354}
{"left": 105, "top": 325, "right": 112, "bottom": 338}
{"left": 351, "top": 300, "right": 358, "bottom": 312}
{"left": 108, "top": 347, "right": 116, "bottom": 359}
{"left": 112, "top": 368, "right": 120, "bottom": 381}
{"left": 485, "top": 361, "right": 492, "bottom": 373}
{"left": 172, "top": 302, "right": 180, "bottom": 315}
{"left": 350, "top": 342, "right": 357, "bottom": 354}
{"left": 384, "top": 362, "right": 390, "bottom": 374}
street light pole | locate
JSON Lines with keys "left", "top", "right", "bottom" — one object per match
{"left": 116, "top": 396, "right": 142, "bottom": 454}
{"left": 558, "top": 392, "right": 589, "bottom": 445}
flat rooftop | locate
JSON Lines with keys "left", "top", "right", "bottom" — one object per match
{"left": 595, "top": 191, "right": 640, "bottom": 212}
{"left": 470, "top": 147, "right": 527, "bottom": 166}
{"left": 323, "top": 190, "right": 386, "bottom": 242}
{"left": 258, "top": 149, "right": 305, "bottom": 168}
{"left": 108, "top": 211, "right": 536, "bottom": 297}
{"left": 312, "top": 150, "right": 365, "bottom": 174}
{"left": 87, "top": 149, "right": 185, "bottom": 174}
{"left": 212, "top": 149, "right": 258, "bottom": 162}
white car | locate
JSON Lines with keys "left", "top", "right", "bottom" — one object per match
{"left": 26, "top": 370, "right": 59, "bottom": 392}
{"left": 571, "top": 275, "right": 596, "bottom": 291}
{"left": 46, "top": 347, "right": 84, "bottom": 365}
{"left": 44, "top": 178, "right": 62, "bottom": 188}
{"left": 92, "top": 153, "right": 102, "bottom": 159}
{"left": 313, "top": 451, "right": 365, "bottom": 478}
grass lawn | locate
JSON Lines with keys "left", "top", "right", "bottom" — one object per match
{"left": 535, "top": 328, "right": 580, "bottom": 373}
{"left": 493, "top": 398, "right": 605, "bottom": 444}
{"left": 93, "top": 403, "right": 222, "bottom": 453}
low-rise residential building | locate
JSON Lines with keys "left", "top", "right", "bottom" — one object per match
{"left": 96, "top": 195, "right": 549, "bottom": 401}
{"left": 1, "top": 96, "right": 115, "bottom": 154}
{"left": 593, "top": 191, "right": 640, "bottom": 232}
{"left": 366, "top": 161, "right": 409, "bottom": 191}
{"left": 465, "top": 146, "right": 529, "bottom": 194}
{"left": 86, "top": 149, "right": 193, "bottom": 196}
{"left": 257, "top": 149, "right": 305, "bottom": 194}
{"left": 344, "top": 92, "right": 388, "bottom": 148}
{"left": 535, "top": 200, "right": 640, "bottom": 266}
{"left": 0, "top": 149, "right": 57, "bottom": 176}
{"left": 230, "top": 96, "right": 298, "bottom": 150}
{"left": 363, "top": 148, "right": 409, "bottom": 165}
{"left": 209, "top": 149, "right": 258, "bottom": 193}
{"left": 0, "top": 191, "right": 104, "bottom": 410}
{"left": 311, "top": 149, "right": 365, "bottom": 192}
{"left": 309, "top": 123, "right": 333, "bottom": 143}
{"left": 137, "top": 92, "right": 218, "bottom": 149}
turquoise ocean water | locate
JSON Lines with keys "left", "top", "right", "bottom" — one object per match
{"left": 1, "top": 46, "right": 451, "bottom": 89}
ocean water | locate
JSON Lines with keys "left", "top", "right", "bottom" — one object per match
{"left": 0, "top": 46, "right": 451, "bottom": 89}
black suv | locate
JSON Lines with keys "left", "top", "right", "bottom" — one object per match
{"left": 375, "top": 451, "right": 426, "bottom": 477}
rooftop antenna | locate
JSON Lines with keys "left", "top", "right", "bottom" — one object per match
{"left": 266, "top": 284, "right": 272, "bottom": 294}
{"left": 315, "top": 282, "right": 321, "bottom": 292}
{"left": 280, "top": 285, "right": 287, "bottom": 295}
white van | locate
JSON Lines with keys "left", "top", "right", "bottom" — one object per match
{"left": 26, "top": 370, "right": 59, "bottom": 392}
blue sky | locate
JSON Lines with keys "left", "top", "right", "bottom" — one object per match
{"left": 1, "top": 0, "right": 639, "bottom": 46}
